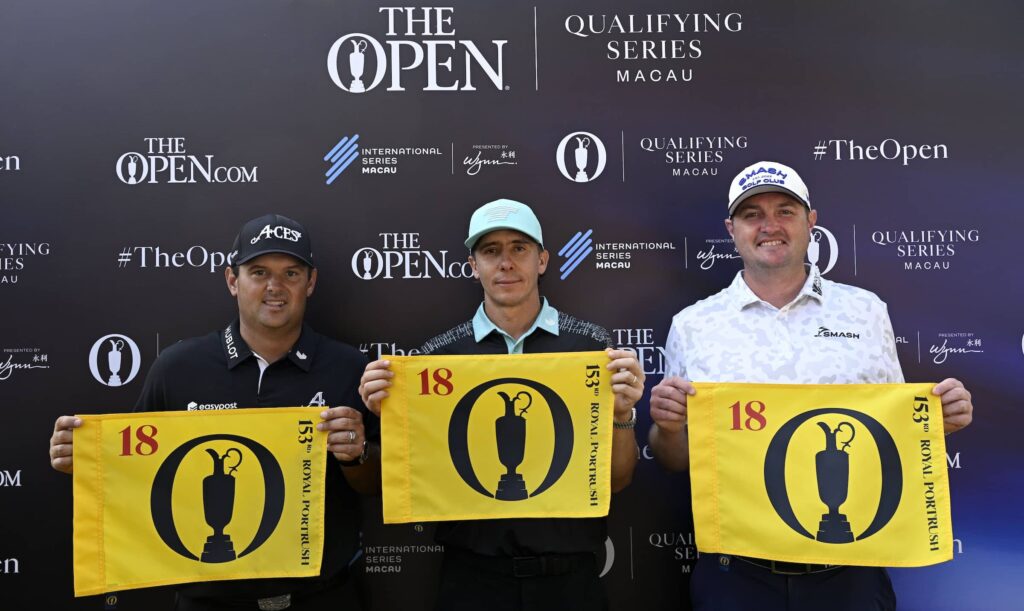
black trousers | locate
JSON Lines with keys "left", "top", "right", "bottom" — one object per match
{"left": 434, "top": 549, "right": 608, "bottom": 611}
{"left": 174, "top": 575, "right": 362, "bottom": 611}
{"left": 691, "top": 554, "right": 896, "bottom": 611}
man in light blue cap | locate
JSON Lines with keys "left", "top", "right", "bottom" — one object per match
{"left": 360, "top": 198, "right": 644, "bottom": 611}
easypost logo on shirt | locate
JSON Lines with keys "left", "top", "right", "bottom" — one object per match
{"left": 187, "top": 401, "right": 239, "bottom": 411}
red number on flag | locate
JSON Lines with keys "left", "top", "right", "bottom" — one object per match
{"left": 418, "top": 368, "right": 454, "bottom": 396}
{"left": 119, "top": 424, "right": 159, "bottom": 456}
{"left": 728, "top": 401, "right": 767, "bottom": 431}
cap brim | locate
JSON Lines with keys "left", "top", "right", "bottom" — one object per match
{"left": 465, "top": 227, "right": 544, "bottom": 250}
{"left": 728, "top": 185, "right": 810, "bottom": 215}
{"left": 234, "top": 248, "right": 315, "bottom": 268}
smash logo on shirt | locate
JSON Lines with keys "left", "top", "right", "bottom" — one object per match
{"left": 813, "top": 326, "right": 861, "bottom": 340}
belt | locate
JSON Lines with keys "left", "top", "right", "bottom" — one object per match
{"left": 450, "top": 549, "right": 594, "bottom": 578}
{"left": 730, "top": 555, "right": 839, "bottom": 576}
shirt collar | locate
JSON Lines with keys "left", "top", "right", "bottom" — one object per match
{"left": 472, "top": 297, "right": 560, "bottom": 344}
{"left": 221, "top": 319, "right": 317, "bottom": 371}
{"left": 729, "top": 265, "right": 825, "bottom": 311}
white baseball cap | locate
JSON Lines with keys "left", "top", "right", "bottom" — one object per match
{"left": 727, "top": 161, "right": 811, "bottom": 216}
{"left": 465, "top": 199, "right": 544, "bottom": 250}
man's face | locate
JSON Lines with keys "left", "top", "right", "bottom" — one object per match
{"left": 725, "top": 192, "right": 817, "bottom": 273}
{"left": 469, "top": 229, "right": 549, "bottom": 309}
{"left": 225, "top": 253, "right": 316, "bottom": 334}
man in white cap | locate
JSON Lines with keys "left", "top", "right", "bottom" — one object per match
{"left": 648, "top": 162, "right": 974, "bottom": 611}
{"left": 360, "top": 198, "right": 644, "bottom": 610}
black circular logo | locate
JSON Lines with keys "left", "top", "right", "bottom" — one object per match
{"left": 764, "top": 408, "right": 903, "bottom": 542}
{"left": 448, "top": 378, "right": 574, "bottom": 500}
{"left": 150, "top": 434, "right": 285, "bottom": 562}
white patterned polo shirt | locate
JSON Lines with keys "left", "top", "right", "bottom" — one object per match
{"left": 665, "top": 267, "right": 904, "bottom": 384}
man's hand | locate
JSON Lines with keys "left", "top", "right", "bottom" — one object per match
{"left": 650, "top": 376, "right": 694, "bottom": 433}
{"left": 50, "top": 416, "right": 82, "bottom": 474}
{"left": 607, "top": 349, "right": 645, "bottom": 422}
{"left": 359, "top": 359, "right": 393, "bottom": 417}
{"left": 318, "top": 406, "right": 366, "bottom": 464}
{"left": 933, "top": 377, "right": 973, "bottom": 434}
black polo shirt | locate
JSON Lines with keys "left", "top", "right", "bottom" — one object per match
{"left": 134, "top": 319, "right": 375, "bottom": 600}
{"left": 419, "top": 307, "right": 613, "bottom": 557}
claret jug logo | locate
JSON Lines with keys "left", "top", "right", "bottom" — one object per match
{"left": 151, "top": 434, "right": 284, "bottom": 563}
{"left": 808, "top": 225, "right": 838, "bottom": 275}
{"left": 89, "top": 334, "right": 141, "bottom": 387}
{"left": 764, "top": 408, "right": 903, "bottom": 544}
{"left": 448, "top": 379, "right": 574, "bottom": 501}
{"left": 556, "top": 132, "right": 607, "bottom": 183}
{"left": 328, "top": 7, "right": 507, "bottom": 94}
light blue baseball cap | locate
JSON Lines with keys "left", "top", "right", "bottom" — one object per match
{"left": 464, "top": 199, "right": 544, "bottom": 250}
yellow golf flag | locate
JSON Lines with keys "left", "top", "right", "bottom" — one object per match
{"left": 689, "top": 383, "right": 952, "bottom": 567}
{"left": 73, "top": 407, "right": 327, "bottom": 596}
{"left": 382, "top": 352, "right": 614, "bottom": 523}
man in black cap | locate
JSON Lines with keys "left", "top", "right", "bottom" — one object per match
{"left": 49, "top": 214, "right": 379, "bottom": 611}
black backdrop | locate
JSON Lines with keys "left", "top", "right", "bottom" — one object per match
{"left": 2, "top": 1, "right": 1022, "bottom": 609}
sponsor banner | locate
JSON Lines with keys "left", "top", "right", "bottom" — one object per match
{"left": 352, "top": 232, "right": 473, "bottom": 280}
{"left": 612, "top": 329, "right": 665, "bottom": 377}
{"left": 812, "top": 138, "right": 949, "bottom": 165}
{"left": 926, "top": 331, "right": 984, "bottom": 365}
{"left": 324, "top": 134, "right": 445, "bottom": 182}
{"left": 638, "top": 135, "right": 748, "bottom": 177}
{"left": 556, "top": 131, "right": 607, "bottom": 183}
{"left": 88, "top": 335, "right": 142, "bottom": 388}
{"left": 359, "top": 341, "right": 422, "bottom": 361}
{"left": 327, "top": 7, "right": 508, "bottom": 94}
{"left": 381, "top": 352, "right": 613, "bottom": 523}
{"left": 72, "top": 408, "right": 327, "bottom": 595}
{"left": 557, "top": 229, "right": 677, "bottom": 279}
{"left": 869, "top": 229, "right": 980, "bottom": 272}
{"left": 0, "top": 242, "right": 51, "bottom": 286}
{"left": 115, "top": 138, "right": 258, "bottom": 185}
{"left": 561, "top": 11, "right": 744, "bottom": 85}
{"left": 0, "top": 153, "right": 20, "bottom": 172}
{"left": 689, "top": 382, "right": 952, "bottom": 567}
{"left": 115, "top": 245, "right": 234, "bottom": 273}
{"left": 461, "top": 143, "right": 518, "bottom": 176}
{"left": 0, "top": 347, "right": 50, "bottom": 382}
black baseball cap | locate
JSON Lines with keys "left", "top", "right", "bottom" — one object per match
{"left": 229, "top": 214, "right": 315, "bottom": 267}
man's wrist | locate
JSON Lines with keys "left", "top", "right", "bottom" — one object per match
{"left": 613, "top": 407, "right": 637, "bottom": 430}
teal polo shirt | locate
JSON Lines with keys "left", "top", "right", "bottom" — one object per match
{"left": 472, "top": 298, "right": 560, "bottom": 354}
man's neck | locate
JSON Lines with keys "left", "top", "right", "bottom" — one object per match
{"left": 742, "top": 266, "right": 808, "bottom": 309}
{"left": 483, "top": 296, "right": 543, "bottom": 341}
{"left": 238, "top": 321, "right": 301, "bottom": 364}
